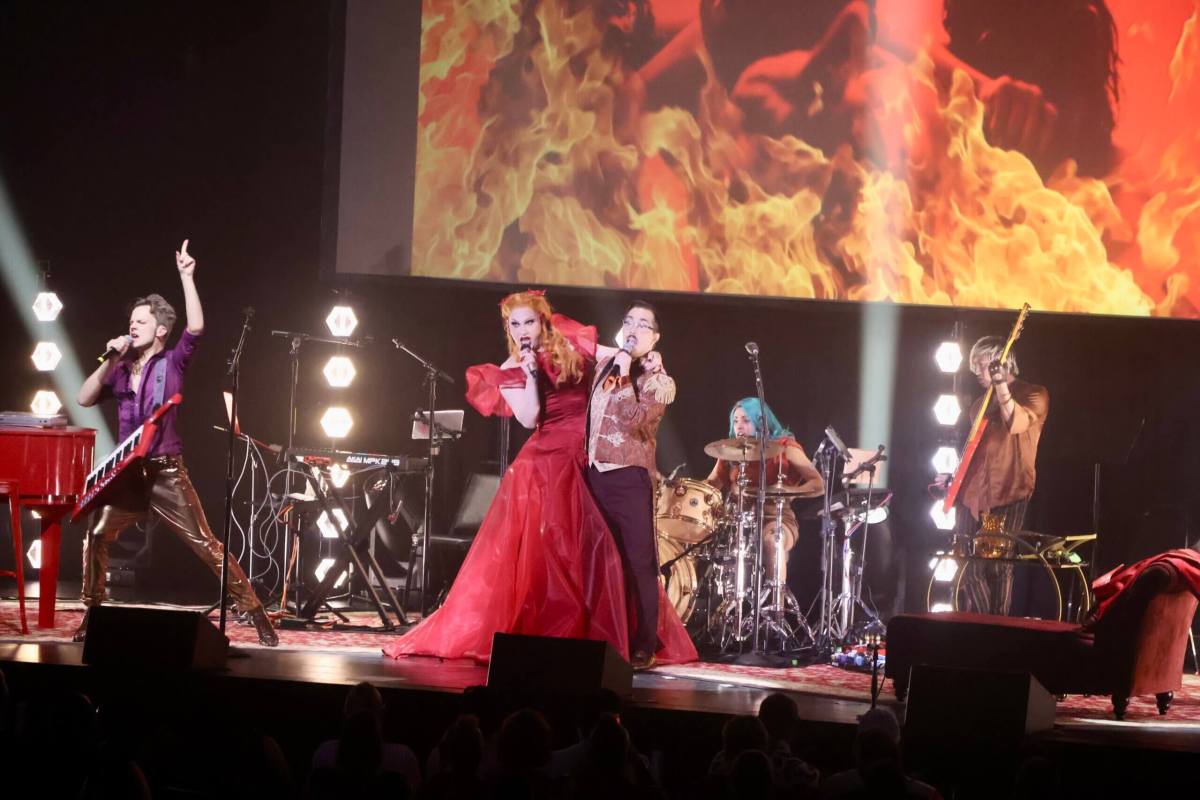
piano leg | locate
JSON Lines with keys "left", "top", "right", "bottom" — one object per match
{"left": 37, "top": 515, "right": 62, "bottom": 629}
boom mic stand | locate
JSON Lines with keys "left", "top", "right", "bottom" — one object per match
{"left": 392, "top": 338, "right": 456, "bottom": 616}
{"left": 219, "top": 307, "right": 254, "bottom": 634}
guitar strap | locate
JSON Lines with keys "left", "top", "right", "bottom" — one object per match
{"left": 151, "top": 357, "right": 168, "bottom": 409}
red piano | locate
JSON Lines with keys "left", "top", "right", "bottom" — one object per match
{"left": 0, "top": 425, "right": 95, "bottom": 632}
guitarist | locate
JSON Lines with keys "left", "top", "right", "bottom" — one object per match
{"left": 955, "top": 336, "right": 1049, "bottom": 615}
{"left": 958, "top": 335, "right": 1050, "bottom": 535}
{"left": 73, "top": 240, "right": 278, "bottom": 646}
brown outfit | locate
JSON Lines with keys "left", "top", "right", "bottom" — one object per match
{"left": 82, "top": 455, "right": 261, "bottom": 613}
{"left": 587, "top": 364, "right": 675, "bottom": 473}
{"left": 959, "top": 378, "right": 1049, "bottom": 522}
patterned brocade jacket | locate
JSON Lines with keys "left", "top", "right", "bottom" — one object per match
{"left": 588, "top": 356, "right": 676, "bottom": 475}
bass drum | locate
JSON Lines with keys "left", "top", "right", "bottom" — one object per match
{"left": 656, "top": 534, "right": 697, "bottom": 624}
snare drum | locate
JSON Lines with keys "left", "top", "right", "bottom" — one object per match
{"left": 657, "top": 535, "right": 697, "bottom": 623}
{"left": 656, "top": 478, "right": 723, "bottom": 543}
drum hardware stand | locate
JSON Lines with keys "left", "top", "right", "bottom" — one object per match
{"left": 392, "top": 338, "right": 457, "bottom": 616}
{"left": 659, "top": 531, "right": 716, "bottom": 593}
{"left": 811, "top": 427, "right": 851, "bottom": 659}
{"left": 831, "top": 448, "right": 888, "bottom": 643}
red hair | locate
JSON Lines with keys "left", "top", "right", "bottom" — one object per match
{"left": 499, "top": 291, "right": 584, "bottom": 386}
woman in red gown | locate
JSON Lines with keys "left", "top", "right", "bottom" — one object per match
{"left": 383, "top": 290, "right": 696, "bottom": 665}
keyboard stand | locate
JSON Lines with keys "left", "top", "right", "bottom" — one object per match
{"left": 296, "top": 461, "right": 409, "bottom": 629}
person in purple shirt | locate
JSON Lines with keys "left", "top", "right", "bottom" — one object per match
{"left": 73, "top": 240, "right": 277, "bottom": 646}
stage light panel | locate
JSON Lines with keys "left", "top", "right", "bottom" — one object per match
{"left": 931, "top": 446, "right": 959, "bottom": 474}
{"left": 929, "top": 500, "right": 956, "bottom": 530}
{"left": 320, "top": 406, "right": 353, "bottom": 438}
{"left": 933, "top": 394, "right": 961, "bottom": 426}
{"left": 934, "top": 341, "right": 963, "bottom": 373}
{"left": 930, "top": 602, "right": 953, "bottom": 613}
{"left": 317, "top": 508, "right": 349, "bottom": 539}
{"left": 329, "top": 463, "right": 351, "bottom": 488}
{"left": 314, "top": 556, "right": 349, "bottom": 588}
{"left": 31, "top": 291, "right": 63, "bottom": 321}
{"left": 30, "top": 390, "right": 62, "bottom": 416}
{"left": 26, "top": 539, "right": 42, "bottom": 569}
{"left": 325, "top": 305, "right": 358, "bottom": 337}
{"left": 932, "top": 556, "right": 959, "bottom": 583}
{"left": 323, "top": 355, "right": 356, "bottom": 388}
{"left": 30, "top": 341, "right": 62, "bottom": 371}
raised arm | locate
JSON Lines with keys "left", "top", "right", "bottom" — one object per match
{"left": 785, "top": 441, "right": 824, "bottom": 494}
{"left": 176, "top": 239, "right": 203, "bottom": 335}
{"left": 499, "top": 351, "right": 541, "bottom": 429}
{"left": 77, "top": 339, "right": 127, "bottom": 407}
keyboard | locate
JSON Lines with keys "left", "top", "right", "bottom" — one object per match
{"left": 287, "top": 447, "right": 428, "bottom": 472}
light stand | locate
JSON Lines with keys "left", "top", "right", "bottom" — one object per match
{"left": 392, "top": 337, "right": 456, "bottom": 615}
{"left": 269, "top": 329, "right": 371, "bottom": 616}
{"left": 219, "top": 308, "right": 254, "bottom": 634}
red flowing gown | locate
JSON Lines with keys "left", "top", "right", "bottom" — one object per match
{"left": 383, "top": 316, "right": 696, "bottom": 665}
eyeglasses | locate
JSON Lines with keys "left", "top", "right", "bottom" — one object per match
{"left": 623, "top": 317, "right": 657, "bottom": 332}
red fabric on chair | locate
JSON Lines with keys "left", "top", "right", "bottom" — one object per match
{"left": 0, "top": 479, "right": 29, "bottom": 635}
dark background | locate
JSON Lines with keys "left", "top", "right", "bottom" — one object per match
{"left": 2, "top": 2, "right": 1196, "bottom": 616}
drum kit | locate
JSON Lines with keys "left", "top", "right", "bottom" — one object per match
{"left": 654, "top": 436, "right": 822, "bottom": 655}
{"left": 655, "top": 433, "right": 890, "bottom": 659}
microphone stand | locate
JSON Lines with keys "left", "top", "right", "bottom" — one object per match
{"left": 219, "top": 309, "right": 253, "bottom": 634}
{"left": 392, "top": 338, "right": 456, "bottom": 615}
{"left": 734, "top": 346, "right": 785, "bottom": 666}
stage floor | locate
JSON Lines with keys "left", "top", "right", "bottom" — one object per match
{"left": 2, "top": 598, "right": 1199, "bottom": 756}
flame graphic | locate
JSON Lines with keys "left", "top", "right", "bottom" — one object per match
{"left": 412, "top": 0, "right": 1200, "bottom": 317}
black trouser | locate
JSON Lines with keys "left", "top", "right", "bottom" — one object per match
{"left": 586, "top": 465, "right": 659, "bottom": 655}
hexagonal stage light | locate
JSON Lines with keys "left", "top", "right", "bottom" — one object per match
{"left": 320, "top": 406, "right": 353, "bottom": 439}
{"left": 329, "top": 463, "right": 351, "bottom": 488}
{"left": 31, "top": 291, "right": 63, "bottom": 322}
{"left": 30, "top": 390, "right": 62, "bottom": 416}
{"left": 314, "top": 556, "right": 349, "bottom": 588}
{"left": 26, "top": 538, "right": 42, "bottom": 569}
{"left": 325, "top": 305, "right": 359, "bottom": 338}
{"left": 934, "top": 341, "right": 963, "bottom": 373}
{"left": 30, "top": 341, "right": 62, "bottom": 371}
{"left": 933, "top": 394, "right": 961, "bottom": 426}
{"left": 317, "top": 508, "right": 349, "bottom": 539}
{"left": 323, "top": 355, "right": 356, "bottom": 388}
{"left": 931, "top": 446, "right": 959, "bottom": 474}
{"left": 929, "top": 499, "right": 956, "bottom": 531}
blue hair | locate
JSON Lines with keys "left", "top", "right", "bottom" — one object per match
{"left": 729, "top": 397, "right": 792, "bottom": 439}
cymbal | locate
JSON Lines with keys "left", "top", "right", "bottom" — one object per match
{"left": 704, "top": 437, "right": 784, "bottom": 461}
{"left": 750, "top": 484, "right": 823, "bottom": 498}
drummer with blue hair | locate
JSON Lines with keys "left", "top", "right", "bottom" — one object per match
{"left": 705, "top": 397, "right": 823, "bottom": 585}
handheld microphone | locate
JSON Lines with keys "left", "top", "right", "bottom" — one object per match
{"left": 745, "top": 341, "right": 759, "bottom": 357}
{"left": 621, "top": 333, "right": 637, "bottom": 354}
{"left": 98, "top": 335, "right": 133, "bottom": 363}
{"left": 242, "top": 306, "right": 255, "bottom": 320}
{"left": 519, "top": 337, "right": 538, "bottom": 377}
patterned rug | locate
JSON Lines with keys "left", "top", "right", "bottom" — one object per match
{"left": 0, "top": 601, "right": 398, "bottom": 654}
{"left": 4, "top": 602, "right": 1198, "bottom": 725}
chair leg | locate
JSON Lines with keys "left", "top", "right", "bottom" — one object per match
{"left": 1156, "top": 691, "right": 1173, "bottom": 715}
{"left": 1111, "top": 694, "right": 1128, "bottom": 721}
{"left": 7, "top": 496, "right": 28, "bottom": 635}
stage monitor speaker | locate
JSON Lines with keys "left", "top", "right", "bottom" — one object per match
{"left": 904, "top": 664, "right": 1055, "bottom": 756}
{"left": 81, "top": 606, "right": 228, "bottom": 670}
{"left": 487, "top": 633, "right": 632, "bottom": 697}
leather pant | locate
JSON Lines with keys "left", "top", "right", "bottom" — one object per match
{"left": 81, "top": 455, "right": 261, "bottom": 613}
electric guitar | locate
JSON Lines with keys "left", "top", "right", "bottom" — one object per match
{"left": 942, "top": 304, "right": 1030, "bottom": 512}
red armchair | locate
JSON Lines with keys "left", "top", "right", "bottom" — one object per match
{"left": 885, "top": 561, "right": 1198, "bottom": 719}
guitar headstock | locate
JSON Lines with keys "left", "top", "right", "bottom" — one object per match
{"left": 1001, "top": 303, "right": 1031, "bottom": 358}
